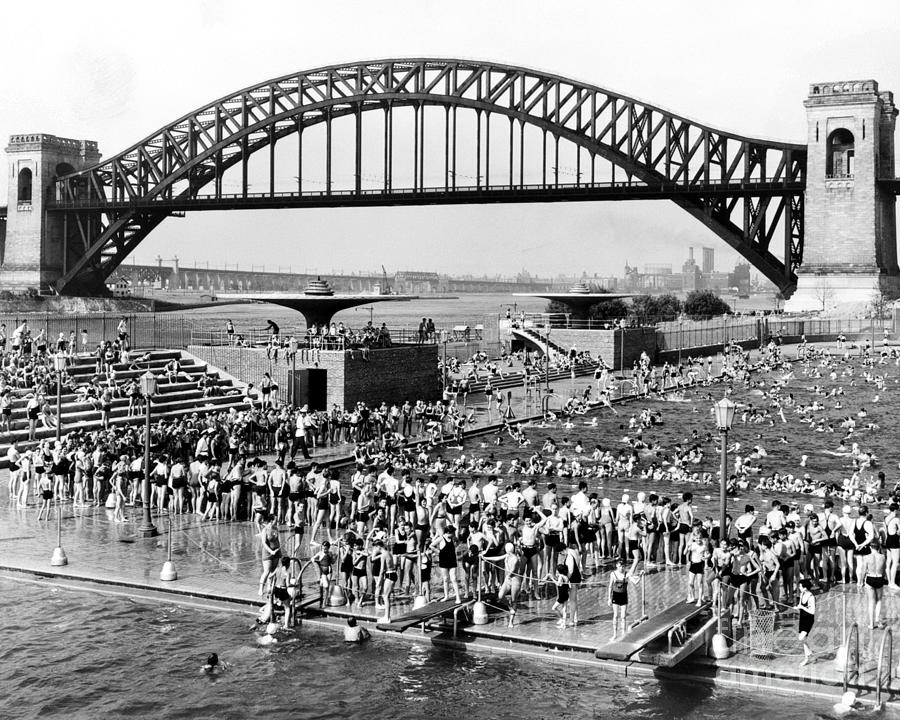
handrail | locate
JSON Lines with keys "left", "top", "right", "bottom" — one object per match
{"left": 875, "top": 627, "right": 893, "bottom": 710}
{"left": 843, "top": 622, "right": 860, "bottom": 694}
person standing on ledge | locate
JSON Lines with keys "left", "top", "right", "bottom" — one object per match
{"left": 796, "top": 578, "right": 816, "bottom": 666}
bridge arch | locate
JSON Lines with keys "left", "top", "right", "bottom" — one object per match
{"left": 51, "top": 59, "right": 806, "bottom": 295}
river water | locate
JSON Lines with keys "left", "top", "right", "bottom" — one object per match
{"left": 177, "top": 292, "right": 549, "bottom": 338}
{"left": 174, "top": 291, "right": 775, "bottom": 338}
{"left": 0, "top": 578, "right": 830, "bottom": 720}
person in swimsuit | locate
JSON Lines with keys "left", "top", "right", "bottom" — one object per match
{"left": 373, "top": 538, "right": 396, "bottom": 623}
{"left": 311, "top": 540, "right": 335, "bottom": 607}
{"left": 519, "top": 511, "right": 548, "bottom": 598}
{"left": 852, "top": 507, "right": 875, "bottom": 588}
{"left": 863, "top": 538, "right": 887, "bottom": 629}
{"left": 258, "top": 515, "right": 282, "bottom": 597}
{"left": 271, "top": 556, "right": 298, "bottom": 629}
{"left": 883, "top": 504, "right": 900, "bottom": 590}
{"left": 485, "top": 542, "right": 525, "bottom": 627}
{"left": 805, "top": 514, "right": 828, "bottom": 586}
{"left": 607, "top": 558, "right": 637, "bottom": 641}
{"left": 350, "top": 538, "right": 369, "bottom": 607}
{"left": 431, "top": 527, "right": 461, "bottom": 603}
{"left": 36, "top": 471, "right": 53, "bottom": 520}
{"left": 562, "top": 539, "right": 584, "bottom": 626}
{"left": 796, "top": 578, "right": 816, "bottom": 666}
{"left": 546, "top": 563, "right": 570, "bottom": 629}
{"left": 687, "top": 526, "right": 709, "bottom": 605}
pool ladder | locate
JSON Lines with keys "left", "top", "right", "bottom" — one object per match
{"left": 842, "top": 622, "right": 894, "bottom": 710}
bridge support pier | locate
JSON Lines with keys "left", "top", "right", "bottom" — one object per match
{"left": 2, "top": 134, "right": 101, "bottom": 294}
{"left": 786, "top": 81, "right": 899, "bottom": 312}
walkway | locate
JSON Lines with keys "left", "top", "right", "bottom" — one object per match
{"left": 0, "top": 496, "right": 895, "bottom": 701}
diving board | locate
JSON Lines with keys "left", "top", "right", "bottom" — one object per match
{"left": 594, "top": 601, "right": 709, "bottom": 661}
{"left": 376, "top": 599, "right": 468, "bottom": 633}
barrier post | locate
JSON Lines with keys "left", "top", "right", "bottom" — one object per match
{"left": 710, "top": 584, "right": 731, "bottom": 659}
{"left": 50, "top": 499, "right": 68, "bottom": 566}
{"left": 412, "top": 550, "right": 426, "bottom": 609}
{"left": 160, "top": 516, "right": 178, "bottom": 581}
{"left": 473, "top": 553, "right": 488, "bottom": 624}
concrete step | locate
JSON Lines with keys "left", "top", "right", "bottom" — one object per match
{"left": 3, "top": 385, "right": 238, "bottom": 428}
{"left": 4, "top": 376, "right": 229, "bottom": 411}
{"left": 0, "top": 395, "right": 245, "bottom": 469}
{"left": 0, "top": 394, "right": 248, "bottom": 461}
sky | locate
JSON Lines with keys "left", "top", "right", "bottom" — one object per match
{"left": 2, "top": 0, "right": 899, "bottom": 284}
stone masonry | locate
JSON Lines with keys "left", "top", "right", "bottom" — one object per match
{"left": 2, "top": 134, "right": 101, "bottom": 292}
{"left": 788, "top": 81, "right": 899, "bottom": 311}
{"left": 188, "top": 343, "right": 439, "bottom": 410}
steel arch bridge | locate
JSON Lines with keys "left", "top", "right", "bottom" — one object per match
{"left": 49, "top": 58, "right": 806, "bottom": 295}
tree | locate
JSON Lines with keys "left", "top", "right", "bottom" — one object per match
{"left": 684, "top": 290, "right": 732, "bottom": 319}
{"left": 628, "top": 294, "right": 683, "bottom": 324}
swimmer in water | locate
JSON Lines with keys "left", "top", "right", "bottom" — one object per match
{"left": 202, "top": 653, "right": 223, "bottom": 673}
{"left": 343, "top": 616, "right": 371, "bottom": 643}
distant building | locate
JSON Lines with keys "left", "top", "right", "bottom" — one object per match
{"left": 701, "top": 246, "right": 715, "bottom": 274}
{"left": 682, "top": 257, "right": 701, "bottom": 292}
{"left": 643, "top": 263, "right": 672, "bottom": 275}
{"left": 728, "top": 262, "right": 751, "bottom": 293}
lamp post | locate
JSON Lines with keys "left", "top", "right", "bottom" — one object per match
{"left": 53, "top": 352, "right": 66, "bottom": 445}
{"left": 713, "top": 396, "right": 736, "bottom": 540}
{"left": 678, "top": 318, "right": 684, "bottom": 368}
{"left": 710, "top": 395, "right": 736, "bottom": 660}
{"left": 545, "top": 326, "right": 552, "bottom": 394}
{"left": 138, "top": 370, "right": 159, "bottom": 538}
{"left": 441, "top": 331, "right": 449, "bottom": 398}
{"left": 288, "top": 336, "right": 298, "bottom": 408}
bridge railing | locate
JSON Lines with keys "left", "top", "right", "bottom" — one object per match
{"left": 47, "top": 176, "right": 804, "bottom": 209}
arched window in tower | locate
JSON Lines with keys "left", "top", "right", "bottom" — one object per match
{"left": 827, "top": 128, "right": 855, "bottom": 178}
{"left": 17, "top": 168, "right": 32, "bottom": 204}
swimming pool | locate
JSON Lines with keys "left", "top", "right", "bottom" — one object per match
{"left": 0, "top": 577, "right": 826, "bottom": 720}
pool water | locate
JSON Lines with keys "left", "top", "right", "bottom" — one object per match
{"left": 455, "top": 350, "right": 900, "bottom": 523}
{"left": 0, "top": 578, "right": 832, "bottom": 720}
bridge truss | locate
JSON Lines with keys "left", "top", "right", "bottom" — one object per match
{"left": 50, "top": 59, "right": 806, "bottom": 295}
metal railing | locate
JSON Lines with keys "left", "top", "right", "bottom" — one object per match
{"left": 49, "top": 176, "right": 803, "bottom": 209}
{"left": 843, "top": 622, "right": 860, "bottom": 694}
{"left": 0, "top": 313, "right": 192, "bottom": 350}
{"left": 875, "top": 628, "right": 893, "bottom": 710}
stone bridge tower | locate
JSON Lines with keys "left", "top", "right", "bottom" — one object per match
{"left": 787, "top": 81, "right": 898, "bottom": 311}
{"left": 2, "top": 134, "right": 100, "bottom": 293}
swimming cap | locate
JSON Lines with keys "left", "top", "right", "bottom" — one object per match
{"left": 637, "top": 492, "right": 645, "bottom": 502}
{"left": 602, "top": 498, "right": 611, "bottom": 507}
{"left": 842, "top": 505, "right": 852, "bottom": 514}
{"left": 505, "top": 543, "right": 514, "bottom": 553}
{"left": 622, "top": 494, "right": 629, "bottom": 503}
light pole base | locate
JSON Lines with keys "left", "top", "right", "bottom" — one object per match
{"left": 160, "top": 560, "right": 178, "bottom": 581}
{"left": 472, "top": 600, "right": 489, "bottom": 625}
{"left": 50, "top": 546, "right": 68, "bottom": 566}
{"left": 138, "top": 524, "right": 159, "bottom": 538}
{"left": 834, "top": 643, "right": 848, "bottom": 671}
{"left": 710, "top": 632, "right": 731, "bottom": 659}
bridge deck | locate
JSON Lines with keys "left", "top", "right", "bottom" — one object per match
{"left": 594, "top": 601, "right": 710, "bottom": 662}
{"left": 46, "top": 179, "right": 805, "bottom": 213}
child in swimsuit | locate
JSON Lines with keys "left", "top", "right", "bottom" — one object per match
{"left": 547, "top": 563, "right": 570, "bottom": 629}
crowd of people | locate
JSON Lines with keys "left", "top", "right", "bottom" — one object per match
{"left": 6, "top": 315, "right": 899, "bottom": 660}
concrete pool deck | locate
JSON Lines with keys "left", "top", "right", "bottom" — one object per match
{"left": 0, "top": 496, "right": 896, "bottom": 707}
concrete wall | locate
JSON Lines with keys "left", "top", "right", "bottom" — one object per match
{"left": 188, "top": 343, "right": 439, "bottom": 410}
{"left": 543, "top": 328, "right": 658, "bottom": 370}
